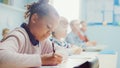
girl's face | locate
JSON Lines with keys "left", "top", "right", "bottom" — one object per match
{"left": 56, "top": 27, "right": 68, "bottom": 38}
{"left": 60, "top": 20, "right": 68, "bottom": 38}
{"left": 54, "top": 20, "right": 68, "bottom": 39}
{"left": 32, "top": 14, "right": 59, "bottom": 41}
{"left": 61, "top": 28, "right": 68, "bottom": 38}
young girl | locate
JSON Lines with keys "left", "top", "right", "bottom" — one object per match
{"left": 0, "top": 0, "right": 62, "bottom": 68}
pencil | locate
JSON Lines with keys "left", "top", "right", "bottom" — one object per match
{"left": 52, "top": 42, "right": 55, "bottom": 56}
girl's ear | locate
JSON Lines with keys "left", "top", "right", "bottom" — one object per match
{"left": 31, "top": 13, "right": 39, "bottom": 24}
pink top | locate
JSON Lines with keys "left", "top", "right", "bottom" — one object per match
{"left": 0, "top": 27, "right": 53, "bottom": 68}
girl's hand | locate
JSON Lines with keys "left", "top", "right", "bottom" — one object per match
{"left": 41, "top": 53, "right": 62, "bottom": 66}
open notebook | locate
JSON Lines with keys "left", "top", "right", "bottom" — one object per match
{"left": 41, "top": 55, "right": 99, "bottom": 68}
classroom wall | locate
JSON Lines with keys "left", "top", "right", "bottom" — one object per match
{"left": 81, "top": 0, "right": 120, "bottom": 24}
{"left": 81, "top": 0, "right": 120, "bottom": 67}
{"left": 86, "top": 26, "right": 120, "bottom": 68}
{"left": 0, "top": 3, "right": 25, "bottom": 39}
{"left": 0, "top": 0, "right": 37, "bottom": 39}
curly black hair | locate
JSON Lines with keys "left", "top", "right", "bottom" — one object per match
{"left": 24, "top": 0, "right": 59, "bottom": 20}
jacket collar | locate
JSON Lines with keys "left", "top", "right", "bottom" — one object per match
{"left": 21, "top": 23, "right": 39, "bottom": 46}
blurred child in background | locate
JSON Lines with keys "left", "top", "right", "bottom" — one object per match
{"left": 1, "top": 28, "right": 10, "bottom": 42}
{"left": 66, "top": 20, "right": 96, "bottom": 49}
{"left": 79, "top": 21, "right": 96, "bottom": 46}
{"left": 50, "top": 17, "right": 82, "bottom": 55}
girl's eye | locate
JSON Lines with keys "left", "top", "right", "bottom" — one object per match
{"left": 47, "top": 25, "right": 53, "bottom": 32}
{"left": 47, "top": 25, "right": 50, "bottom": 30}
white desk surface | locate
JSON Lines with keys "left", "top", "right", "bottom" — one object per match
{"left": 41, "top": 58, "right": 87, "bottom": 68}
{"left": 41, "top": 52, "right": 98, "bottom": 68}
{"left": 41, "top": 52, "right": 117, "bottom": 68}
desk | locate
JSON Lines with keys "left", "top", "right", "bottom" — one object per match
{"left": 41, "top": 58, "right": 88, "bottom": 68}
{"left": 41, "top": 52, "right": 117, "bottom": 68}
{"left": 78, "top": 52, "right": 117, "bottom": 68}
{"left": 41, "top": 52, "right": 98, "bottom": 68}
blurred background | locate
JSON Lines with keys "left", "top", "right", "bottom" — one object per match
{"left": 0, "top": 0, "right": 120, "bottom": 68}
